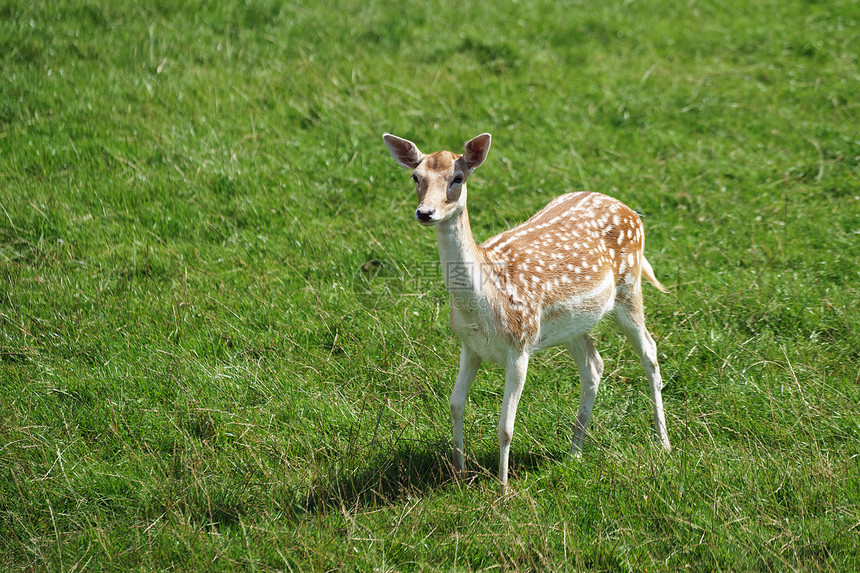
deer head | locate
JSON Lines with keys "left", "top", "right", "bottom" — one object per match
{"left": 383, "top": 133, "right": 492, "bottom": 225}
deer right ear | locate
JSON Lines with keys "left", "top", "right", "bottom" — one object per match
{"left": 463, "top": 133, "right": 492, "bottom": 171}
{"left": 383, "top": 134, "right": 424, "bottom": 170}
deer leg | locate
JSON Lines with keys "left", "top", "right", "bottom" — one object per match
{"left": 565, "top": 335, "right": 604, "bottom": 456}
{"left": 450, "top": 344, "right": 481, "bottom": 475}
{"left": 615, "top": 299, "right": 672, "bottom": 452}
{"left": 498, "top": 351, "right": 529, "bottom": 493}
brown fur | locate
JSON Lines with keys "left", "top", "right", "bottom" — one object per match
{"left": 463, "top": 191, "right": 654, "bottom": 347}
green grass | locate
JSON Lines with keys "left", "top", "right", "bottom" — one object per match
{"left": 1, "top": 0, "right": 858, "bottom": 570}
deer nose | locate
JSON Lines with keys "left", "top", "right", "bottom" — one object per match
{"left": 415, "top": 207, "right": 436, "bottom": 223}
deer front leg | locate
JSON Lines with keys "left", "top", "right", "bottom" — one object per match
{"left": 565, "top": 335, "right": 604, "bottom": 456}
{"left": 450, "top": 344, "right": 481, "bottom": 476}
{"left": 498, "top": 351, "right": 529, "bottom": 493}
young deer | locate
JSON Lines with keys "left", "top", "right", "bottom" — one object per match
{"left": 383, "top": 133, "right": 671, "bottom": 491}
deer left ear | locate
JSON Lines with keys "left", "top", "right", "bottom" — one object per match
{"left": 383, "top": 133, "right": 424, "bottom": 170}
{"left": 463, "top": 133, "right": 492, "bottom": 171}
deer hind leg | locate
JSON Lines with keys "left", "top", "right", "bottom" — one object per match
{"left": 450, "top": 345, "right": 481, "bottom": 475}
{"left": 565, "top": 335, "right": 604, "bottom": 456}
{"left": 614, "top": 296, "right": 672, "bottom": 452}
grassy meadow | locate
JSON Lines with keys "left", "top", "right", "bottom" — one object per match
{"left": 1, "top": 0, "right": 859, "bottom": 570}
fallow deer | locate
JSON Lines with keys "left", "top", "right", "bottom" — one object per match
{"left": 383, "top": 133, "right": 671, "bottom": 492}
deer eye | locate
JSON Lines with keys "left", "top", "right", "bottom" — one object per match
{"left": 411, "top": 173, "right": 419, "bottom": 184}
{"left": 450, "top": 174, "right": 464, "bottom": 186}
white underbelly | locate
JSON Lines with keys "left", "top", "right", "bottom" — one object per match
{"left": 535, "top": 310, "right": 607, "bottom": 350}
{"left": 535, "top": 274, "right": 616, "bottom": 350}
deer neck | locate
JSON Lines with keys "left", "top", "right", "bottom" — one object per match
{"left": 435, "top": 204, "right": 488, "bottom": 302}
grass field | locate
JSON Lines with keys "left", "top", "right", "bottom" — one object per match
{"left": 2, "top": 0, "right": 859, "bottom": 570}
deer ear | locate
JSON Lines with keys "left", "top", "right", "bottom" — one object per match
{"left": 463, "top": 133, "right": 491, "bottom": 171}
{"left": 383, "top": 134, "right": 424, "bottom": 170}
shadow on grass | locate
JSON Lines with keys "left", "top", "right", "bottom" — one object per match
{"left": 303, "top": 439, "right": 564, "bottom": 512}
